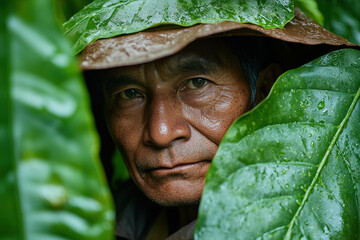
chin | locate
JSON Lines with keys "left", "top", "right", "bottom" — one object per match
{"left": 150, "top": 196, "right": 201, "bottom": 207}
{"left": 143, "top": 179, "right": 205, "bottom": 207}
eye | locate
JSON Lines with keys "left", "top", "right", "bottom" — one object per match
{"left": 186, "top": 78, "right": 208, "bottom": 89}
{"left": 118, "top": 89, "right": 143, "bottom": 99}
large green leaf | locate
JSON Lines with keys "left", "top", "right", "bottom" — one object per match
{"left": 63, "top": 0, "right": 294, "bottom": 54}
{"left": 316, "top": 0, "right": 360, "bottom": 45}
{"left": 0, "top": 0, "right": 114, "bottom": 239}
{"left": 195, "top": 49, "right": 360, "bottom": 239}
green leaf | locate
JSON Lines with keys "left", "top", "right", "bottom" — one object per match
{"left": 0, "top": 0, "right": 114, "bottom": 239}
{"left": 295, "top": 0, "right": 324, "bottom": 25}
{"left": 64, "top": 0, "right": 294, "bottom": 54}
{"left": 195, "top": 49, "right": 360, "bottom": 239}
{"left": 316, "top": 0, "right": 360, "bottom": 45}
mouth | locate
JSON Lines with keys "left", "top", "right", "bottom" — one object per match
{"left": 147, "top": 160, "right": 211, "bottom": 179}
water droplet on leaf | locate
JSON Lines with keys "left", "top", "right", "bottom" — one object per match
{"left": 317, "top": 100, "right": 325, "bottom": 110}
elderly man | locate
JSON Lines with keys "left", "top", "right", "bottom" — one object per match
{"left": 71, "top": 5, "right": 355, "bottom": 239}
{"left": 99, "top": 37, "right": 280, "bottom": 239}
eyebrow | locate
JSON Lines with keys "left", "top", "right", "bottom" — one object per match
{"left": 102, "top": 75, "right": 142, "bottom": 95}
{"left": 101, "top": 54, "right": 224, "bottom": 93}
{"left": 173, "top": 55, "right": 223, "bottom": 76}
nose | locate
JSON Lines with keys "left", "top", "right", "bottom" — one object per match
{"left": 143, "top": 96, "right": 191, "bottom": 148}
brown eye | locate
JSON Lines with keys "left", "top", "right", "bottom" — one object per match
{"left": 119, "top": 89, "right": 142, "bottom": 99}
{"left": 187, "top": 78, "right": 208, "bottom": 89}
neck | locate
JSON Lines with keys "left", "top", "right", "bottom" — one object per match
{"left": 146, "top": 204, "right": 199, "bottom": 239}
{"left": 177, "top": 204, "right": 199, "bottom": 227}
{"left": 167, "top": 204, "right": 198, "bottom": 235}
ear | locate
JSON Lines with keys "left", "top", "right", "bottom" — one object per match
{"left": 255, "top": 63, "right": 283, "bottom": 104}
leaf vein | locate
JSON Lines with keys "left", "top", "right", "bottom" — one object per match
{"left": 309, "top": 203, "right": 325, "bottom": 228}
{"left": 341, "top": 157, "right": 359, "bottom": 214}
{"left": 258, "top": 225, "right": 287, "bottom": 239}
{"left": 226, "top": 161, "right": 316, "bottom": 181}
{"left": 228, "top": 195, "right": 295, "bottom": 217}
{"left": 249, "top": 194, "right": 296, "bottom": 206}
{"left": 322, "top": 181, "right": 346, "bottom": 213}
{"left": 276, "top": 87, "right": 358, "bottom": 96}
{"left": 232, "top": 121, "right": 336, "bottom": 145}
{"left": 246, "top": 161, "right": 316, "bottom": 168}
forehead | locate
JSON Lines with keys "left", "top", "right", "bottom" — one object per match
{"left": 102, "top": 38, "right": 240, "bottom": 79}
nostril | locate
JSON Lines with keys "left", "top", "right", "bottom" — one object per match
{"left": 173, "top": 136, "right": 186, "bottom": 142}
{"left": 145, "top": 136, "right": 188, "bottom": 149}
{"left": 143, "top": 123, "right": 191, "bottom": 148}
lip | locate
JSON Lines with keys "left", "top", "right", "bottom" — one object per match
{"left": 147, "top": 160, "right": 211, "bottom": 179}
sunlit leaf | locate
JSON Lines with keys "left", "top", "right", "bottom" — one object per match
{"left": 64, "top": 0, "right": 294, "bottom": 54}
{"left": 195, "top": 49, "right": 360, "bottom": 239}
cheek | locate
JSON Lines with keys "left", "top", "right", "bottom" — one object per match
{"left": 105, "top": 113, "right": 142, "bottom": 175}
{"left": 188, "top": 86, "right": 250, "bottom": 144}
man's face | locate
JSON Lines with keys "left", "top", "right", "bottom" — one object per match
{"left": 102, "top": 39, "right": 251, "bottom": 206}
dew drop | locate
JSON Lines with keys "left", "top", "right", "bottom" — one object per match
{"left": 317, "top": 100, "right": 325, "bottom": 110}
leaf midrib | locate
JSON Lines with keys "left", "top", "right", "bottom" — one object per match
{"left": 284, "top": 86, "right": 360, "bottom": 239}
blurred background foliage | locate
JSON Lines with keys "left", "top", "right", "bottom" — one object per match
{"left": 294, "top": 0, "right": 359, "bottom": 45}
{"left": 2, "top": 0, "right": 114, "bottom": 239}
{"left": 54, "top": 0, "right": 93, "bottom": 24}
{"left": 295, "top": 0, "right": 360, "bottom": 45}
{"left": 295, "top": 0, "right": 324, "bottom": 25}
{"left": 316, "top": 0, "right": 360, "bottom": 45}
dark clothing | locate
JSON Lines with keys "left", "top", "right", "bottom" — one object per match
{"left": 115, "top": 181, "right": 196, "bottom": 240}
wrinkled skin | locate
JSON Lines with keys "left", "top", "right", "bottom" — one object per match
{"left": 102, "top": 39, "right": 251, "bottom": 206}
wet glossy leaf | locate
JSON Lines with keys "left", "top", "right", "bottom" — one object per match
{"left": 63, "top": 0, "right": 294, "bottom": 54}
{"left": 0, "top": 0, "right": 114, "bottom": 239}
{"left": 195, "top": 49, "right": 360, "bottom": 239}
